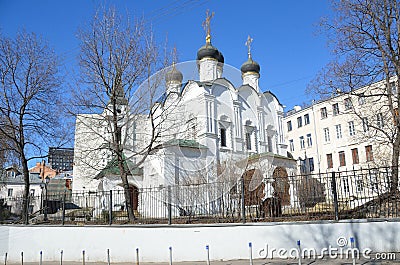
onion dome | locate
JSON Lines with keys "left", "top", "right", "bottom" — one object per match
{"left": 197, "top": 43, "right": 224, "bottom": 63}
{"left": 216, "top": 50, "right": 224, "bottom": 64}
{"left": 165, "top": 64, "right": 183, "bottom": 83}
{"left": 240, "top": 57, "right": 260, "bottom": 74}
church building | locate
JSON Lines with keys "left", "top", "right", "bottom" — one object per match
{"left": 72, "top": 14, "right": 297, "bottom": 217}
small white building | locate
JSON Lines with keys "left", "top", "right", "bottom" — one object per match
{"left": 0, "top": 169, "right": 43, "bottom": 215}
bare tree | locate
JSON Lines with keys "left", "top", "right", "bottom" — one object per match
{"left": 308, "top": 0, "right": 400, "bottom": 192}
{"left": 0, "top": 31, "right": 64, "bottom": 223}
{"left": 72, "top": 7, "right": 172, "bottom": 222}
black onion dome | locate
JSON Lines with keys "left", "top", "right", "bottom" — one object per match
{"left": 165, "top": 66, "right": 183, "bottom": 83}
{"left": 197, "top": 43, "right": 224, "bottom": 63}
{"left": 216, "top": 51, "right": 224, "bottom": 64}
{"left": 241, "top": 57, "right": 260, "bottom": 74}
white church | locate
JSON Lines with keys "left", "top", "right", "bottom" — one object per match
{"left": 72, "top": 16, "right": 297, "bottom": 217}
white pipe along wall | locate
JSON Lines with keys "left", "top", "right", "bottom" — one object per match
{"left": 0, "top": 220, "right": 399, "bottom": 262}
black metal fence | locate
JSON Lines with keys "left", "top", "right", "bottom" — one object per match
{"left": 1, "top": 166, "right": 400, "bottom": 225}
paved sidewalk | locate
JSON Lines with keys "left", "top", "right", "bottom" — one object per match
{"left": 5, "top": 257, "right": 400, "bottom": 265}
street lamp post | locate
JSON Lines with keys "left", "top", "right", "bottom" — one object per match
{"left": 39, "top": 182, "right": 44, "bottom": 215}
{"left": 41, "top": 177, "right": 50, "bottom": 221}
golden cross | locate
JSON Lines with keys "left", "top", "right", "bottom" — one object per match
{"left": 172, "top": 45, "right": 177, "bottom": 66}
{"left": 245, "top": 35, "right": 253, "bottom": 58}
{"left": 202, "top": 9, "right": 214, "bottom": 44}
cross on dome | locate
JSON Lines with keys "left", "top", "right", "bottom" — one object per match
{"left": 245, "top": 35, "right": 253, "bottom": 59}
{"left": 202, "top": 9, "right": 214, "bottom": 44}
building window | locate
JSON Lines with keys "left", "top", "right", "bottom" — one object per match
{"left": 339, "top": 151, "right": 346, "bottom": 166}
{"left": 297, "top": 116, "right": 302, "bottom": 128}
{"left": 321, "top": 107, "right": 327, "bottom": 119}
{"left": 304, "top": 114, "right": 310, "bottom": 125}
{"left": 308, "top": 157, "right": 314, "bottom": 172}
{"left": 299, "top": 136, "right": 305, "bottom": 149}
{"left": 289, "top": 139, "right": 294, "bottom": 152}
{"left": 342, "top": 178, "right": 350, "bottom": 193}
{"left": 344, "top": 98, "right": 352, "bottom": 110}
{"left": 327, "top": 153, "right": 333, "bottom": 169}
{"left": 287, "top": 121, "right": 292, "bottom": 132}
{"left": 245, "top": 132, "right": 251, "bottom": 150}
{"left": 333, "top": 103, "right": 339, "bottom": 116}
{"left": 362, "top": 117, "right": 369, "bottom": 132}
{"left": 351, "top": 148, "right": 359, "bottom": 164}
{"left": 377, "top": 113, "right": 384, "bottom": 129}
{"left": 365, "top": 145, "right": 373, "bottom": 162}
{"left": 358, "top": 93, "right": 365, "bottom": 105}
{"left": 7, "top": 188, "right": 13, "bottom": 197}
{"left": 348, "top": 121, "right": 355, "bottom": 136}
{"left": 220, "top": 128, "right": 227, "bottom": 147}
{"left": 306, "top": 133, "right": 312, "bottom": 147}
{"left": 324, "top": 128, "right": 330, "bottom": 143}
{"left": 335, "top": 124, "right": 342, "bottom": 139}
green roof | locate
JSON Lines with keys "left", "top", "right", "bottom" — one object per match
{"left": 163, "top": 139, "right": 208, "bottom": 149}
{"left": 248, "top": 151, "right": 295, "bottom": 162}
{"left": 95, "top": 153, "right": 142, "bottom": 179}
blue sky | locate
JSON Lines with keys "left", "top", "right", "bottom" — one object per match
{"left": 0, "top": 0, "right": 333, "bottom": 111}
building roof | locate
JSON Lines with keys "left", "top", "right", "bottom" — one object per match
{"left": 248, "top": 151, "right": 296, "bottom": 162}
{"left": 95, "top": 154, "right": 142, "bottom": 179}
{"left": 1, "top": 172, "right": 42, "bottom": 185}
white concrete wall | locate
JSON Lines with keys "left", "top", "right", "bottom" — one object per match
{"left": 1, "top": 220, "right": 399, "bottom": 263}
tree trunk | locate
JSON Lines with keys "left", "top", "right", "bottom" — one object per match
{"left": 391, "top": 133, "right": 400, "bottom": 193}
{"left": 121, "top": 172, "right": 135, "bottom": 221}
{"left": 115, "top": 113, "right": 135, "bottom": 222}
{"left": 21, "top": 156, "right": 30, "bottom": 224}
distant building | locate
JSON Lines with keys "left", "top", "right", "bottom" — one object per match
{"left": 29, "top": 161, "right": 57, "bottom": 180}
{"left": 48, "top": 147, "right": 74, "bottom": 171}
{"left": 284, "top": 78, "right": 397, "bottom": 173}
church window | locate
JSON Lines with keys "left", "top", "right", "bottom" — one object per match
{"left": 245, "top": 132, "right": 251, "bottom": 150}
{"left": 267, "top": 136, "right": 273, "bottom": 152}
{"left": 186, "top": 118, "right": 197, "bottom": 139}
{"left": 220, "top": 128, "right": 227, "bottom": 147}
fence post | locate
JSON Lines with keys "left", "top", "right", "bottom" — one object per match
{"left": 62, "top": 192, "right": 66, "bottom": 225}
{"left": 241, "top": 176, "right": 246, "bottom": 223}
{"left": 168, "top": 186, "right": 172, "bottom": 225}
{"left": 109, "top": 190, "right": 113, "bottom": 225}
{"left": 331, "top": 171, "right": 339, "bottom": 220}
